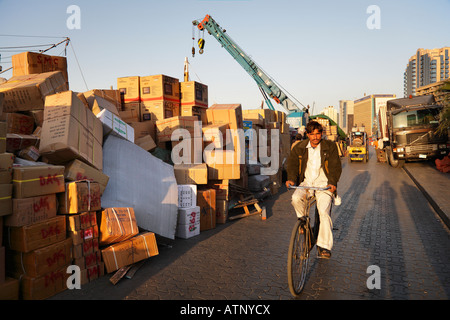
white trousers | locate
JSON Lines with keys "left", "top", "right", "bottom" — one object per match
{"left": 291, "top": 188, "right": 334, "bottom": 251}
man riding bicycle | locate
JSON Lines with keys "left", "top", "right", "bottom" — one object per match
{"left": 285, "top": 121, "right": 342, "bottom": 259}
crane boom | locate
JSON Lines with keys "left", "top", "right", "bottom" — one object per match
{"left": 193, "top": 14, "right": 304, "bottom": 113}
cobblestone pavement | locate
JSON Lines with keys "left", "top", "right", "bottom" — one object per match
{"left": 52, "top": 147, "right": 450, "bottom": 302}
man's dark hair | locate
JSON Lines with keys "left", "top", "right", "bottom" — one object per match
{"left": 306, "top": 120, "right": 323, "bottom": 134}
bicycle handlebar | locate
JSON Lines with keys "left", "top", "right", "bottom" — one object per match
{"left": 288, "top": 185, "right": 331, "bottom": 191}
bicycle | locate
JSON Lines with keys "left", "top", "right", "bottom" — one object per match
{"left": 287, "top": 185, "right": 330, "bottom": 297}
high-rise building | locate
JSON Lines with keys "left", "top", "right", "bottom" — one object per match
{"left": 353, "top": 94, "right": 396, "bottom": 137}
{"left": 404, "top": 47, "right": 450, "bottom": 97}
{"left": 320, "top": 106, "right": 338, "bottom": 124}
{"left": 339, "top": 100, "right": 354, "bottom": 135}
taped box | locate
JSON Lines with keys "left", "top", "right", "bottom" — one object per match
{"left": 0, "top": 184, "right": 12, "bottom": 217}
{"left": 173, "top": 163, "right": 207, "bottom": 185}
{"left": 206, "top": 104, "right": 243, "bottom": 130}
{"left": 156, "top": 116, "right": 198, "bottom": 142}
{"left": 197, "top": 189, "right": 216, "bottom": 231}
{"left": 5, "top": 215, "right": 66, "bottom": 252}
{"left": 5, "top": 193, "right": 57, "bottom": 227}
{"left": 178, "top": 184, "right": 197, "bottom": 208}
{"left": 0, "top": 71, "right": 68, "bottom": 113}
{"left": 11, "top": 51, "right": 68, "bottom": 83}
{"left": 6, "top": 238, "right": 72, "bottom": 278}
{"left": 63, "top": 159, "right": 109, "bottom": 195}
{"left": 96, "top": 108, "right": 134, "bottom": 143}
{"left": 97, "top": 207, "right": 139, "bottom": 246}
{"left": 0, "top": 152, "right": 14, "bottom": 184}
{"left": 180, "top": 81, "right": 208, "bottom": 108}
{"left": 101, "top": 232, "right": 159, "bottom": 274}
{"left": 5, "top": 113, "right": 35, "bottom": 135}
{"left": 58, "top": 180, "right": 101, "bottom": 214}
{"left": 39, "top": 91, "right": 103, "bottom": 170}
{"left": 12, "top": 165, "right": 65, "bottom": 199}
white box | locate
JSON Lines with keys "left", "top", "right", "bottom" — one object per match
{"left": 178, "top": 185, "right": 197, "bottom": 208}
{"left": 176, "top": 221, "right": 200, "bottom": 239}
{"left": 177, "top": 206, "right": 200, "bottom": 225}
{"left": 96, "top": 108, "right": 134, "bottom": 143}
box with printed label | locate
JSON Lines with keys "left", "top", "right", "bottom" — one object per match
{"left": 156, "top": 116, "right": 198, "bottom": 142}
{"left": 140, "top": 100, "right": 180, "bottom": 121}
{"left": 12, "top": 165, "right": 65, "bottom": 199}
{"left": 63, "top": 159, "right": 109, "bottom": 195}
{"left": 20, "top": 264, "right": 70, "bottom": 300}
{"left": 178, "top": 184, "right": 197, "bottom": 208}
{"left": 58, "top": 181, "right": 101, "bottom": 214}
{"left": 5, "top": 113, "right": 35, "bottom": 135}
{"left": 96, "top": 108, "right": 134, "bottom": 143}
{"left": 5, "top": 193, "right": 57, "bottom": 227}
{"left": 5, "top": 215, "right": 66, "bottom": 252}
{"left": 180, "top": 81, "right": 208, "bottom": 108}
{"left": 177, "top": 206, "right": 200, "bottom": 225}
{"left": 97, "top": 207, "right": 138, "bottom": 246}
{"left": 176, "top": 220, "right": 200, "bottom": 239}
{"left": 140, "top": 74, "right": 180, "bottom": 102}
{"left": 101, "top": 232, "right": 159, "bottom": 273}
{"left": 117, "top": 76, "right": 140, "bottom": 103}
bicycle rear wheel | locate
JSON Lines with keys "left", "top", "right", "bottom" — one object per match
{"left": 287, "top": 219, "right": 309, "bottom": 296}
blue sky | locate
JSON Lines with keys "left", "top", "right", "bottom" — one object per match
{"left": 0, "top": 0, "right": 449, "bottom": 115}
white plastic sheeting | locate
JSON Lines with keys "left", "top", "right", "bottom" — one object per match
{"left": 101, "top": 135, "right": 178, "bottom": 239}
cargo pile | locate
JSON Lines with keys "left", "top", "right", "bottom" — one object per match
{"left": 0, "top": 51, "right": 292, "bottom": 299}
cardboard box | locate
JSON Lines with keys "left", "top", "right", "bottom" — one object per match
{"left": 12, "top": 51, "right": 68, "bottom": 84}
{"left": 5, "top": 215, "right": 66, "bottom": 252}
{"left": 0, "top": 153, "right": 13, "bottom": 184}
{"left": 129, "top": 120, "right": 156, "bottom": 141}
{"left": 121, "top": 102, "right": 140, "bottom": 119}
{"left": 63, "top": 159, "right": 109, "bottom": 195}
{"left": 0, "top": 71, "right": 68, "bottom": 113}
{"left": 20, "top": 264, "right": 70, "bottom": 300}
{"left": 140, "top": 100, "right": 180, "bottom": 121}
{"left": 12, "top": 165, "right": 65, "bottom": 198}
{"left": 176, "top": 216, "right": 200, "bottom": 239}
{"left": 117, "top": 76, "right": 140, "bottom": 103}
{"left": 156, "top": 116, "right": 198, "bottom": 143}
{"left": 6, "top": 133, "right": 39, "bottom": 153}
{"left": 6, "top": 238, "right": 72, "bottom": 278}
{"left": 101, "top": 232, "right": 159, "bottom": 273}
{"left": 5, "top": 194, "right": 57, "bottom": 227}
{"left": 173, "top": 163, "right": 208, "bottom": 185}
{"left": 180, "top": 105, "right": 207, "bottom": 124}
{"left": 39, "top": 91, "right": 103, "bottom": 170}
{"left": 5, "top": 113, "right": 35, "bottom": 134}
{"left": 0, "top": 277, "right": 19, "bottom": 300}
{"left": 197, "top": 189, "right": 216, "bottom": 231}
{"left": 180, "top": 81, "right": 208, "bottom": 108}
{"left": 96, "top": 108, "right": 134, "bottom": 143}
{"left": 178, "top": 184, "right": 197, "bottom": 208}
{"left": 0, "top": 121, "right": 6, "bottom": 153}
{"left": 177, "top": 206, "right": 200, "bottom": 225}
{"left": 205, "top": 150, "right": 241, "bottom": 180}
{"left": 140, "top": 74, "right": 180, "bottom": 102}
{"left": 97, "top": 207, "right": 138, "bottom": 245}
{"left": 0, "top": 184, "right": 12, "bottom": 217}
{"left": 202, "top": 123, "right": 229, "bottom": 148}
{"left": 135, "top": 134, "right": 156, "bottom": 152}
{"left": 216, "top": 199, "right": 229, "bottom": 224}
{"left": 207, "top": 179, "right": 231, "bottom": 201}
{"left": 58, "top": 181, "right": 101, "bottom": 214}
{"left": 207, "top": 104, "right": 243, "bottom": 130}
{"left": 18, "top": 145, "right": 40, "bottom": 162}
{"left": 83, "top": 89, "right": 121, "bottom": 115}
{"left": 171, "top": 137, "right": 204, "bottom": 164}
{"left": 66, "top": 211, "right": 97, "bottom": 232}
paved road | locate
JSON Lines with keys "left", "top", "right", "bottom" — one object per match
{"left": 52, "top": 147, "right": 450, "bottom": 302}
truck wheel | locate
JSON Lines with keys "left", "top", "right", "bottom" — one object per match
{"left": 387, "top": 147, "right": 404, "bottom": 168}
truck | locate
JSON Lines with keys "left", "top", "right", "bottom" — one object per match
{"left": 348, "top": 127, "right": 369, "bottom": 163}
{"left": 378, "top": 95, "right": 448, "bottom": 168}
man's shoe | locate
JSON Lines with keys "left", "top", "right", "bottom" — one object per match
{"left": 317, "top": 247, "right": 331, "bottom": 259}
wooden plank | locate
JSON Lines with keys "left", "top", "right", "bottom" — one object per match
{"left": 109, "top": 265, "right": 132, "bottom": 285}
{"left": 125, "top": 260, "right": 146, "bottom": 279}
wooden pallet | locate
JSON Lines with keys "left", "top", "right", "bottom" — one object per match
{"left": 228, "top": 195, "right": 266, "bottom": 220}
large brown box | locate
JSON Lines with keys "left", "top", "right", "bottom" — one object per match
{"left": 180, "top": 81, "right": 208, "bottom": 108}
{"left": 101, "top": 232, "right": 159, "bottom": 273}
{"left": 156, "top": 116, "right": 198, "bottom": 142}
{"left": 20, "top": 264, "right": 70, "bottom": 300}
{"left": 197, "top": 189, "right": 216, "bottom": 231}
{"left": 173, "top": 163, "right": 208, "bottom": 185}
{"left": 207, "top": 179, "right": 232, "bottom": 201}
{"left": 39, "top": 91, "right": 103, "bottom": 170}
{"left": 0, "top": 277, "right": 19, "bottom": 300}
{"left": 205, "top": 150, "right": 241, "bottom": 180}
{"left": 140, "top": 74, "right": 180, "bottom": 102}
{"left": 0, "top": 71, "right": 68, "bottom": 113}
{"left": 5, "top": 215, "right": 66, "bottom": 252}
{"left": 12, "top": 165, "right": 65, "bottom": 198}
{"left": 216, "top": 199, "right": 229, "bottom": 224}
{"left": 0, "top": 184, "right": 12, "bottom": 217}
{"left": 7, "top": 238, "right": 72, "bottom": 278}
{"left": 117, "top": 76, "right": 140, "bottom": 103}
{"left": 0, "top": 153, "right": 13, "bottom": 184}
{"left": 63, "top": 159, "right": 109, "bottom": 195}
{"left": 12, "top": 51, "right": 69, "bottom": 84}
{"left": 6, "top": 133, "right": 39, "bottom": 153}
{"left": 5, "top": 113, "right": 35, "bottom": 135}
{"left": 141, "top": 99, "right": 180, "bottom": 121}
{"left": 5, "top": 194, "right": 57, "bottom": 227}
{"left": 207, "top": 104, "right": 243, "bottom": 130}
{"left": 58, "top": 181, "right": 101, "bottom": 214}
{"left": 97, "top": 207, "right": 138, "bottom": 246}
{"left": 0, "top": 121, "right": 6, "bottom": 153}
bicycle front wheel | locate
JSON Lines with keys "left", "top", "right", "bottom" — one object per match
{"left": 287, "top": 219, "right": 309, "bottom": 297}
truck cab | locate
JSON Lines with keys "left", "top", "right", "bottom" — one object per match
{"left": 348, "top": 127, "right": 369, "bottom": 163}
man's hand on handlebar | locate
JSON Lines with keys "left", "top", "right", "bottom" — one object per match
{"left": 286, "top": 180, "right": 295, "bottom": 189}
